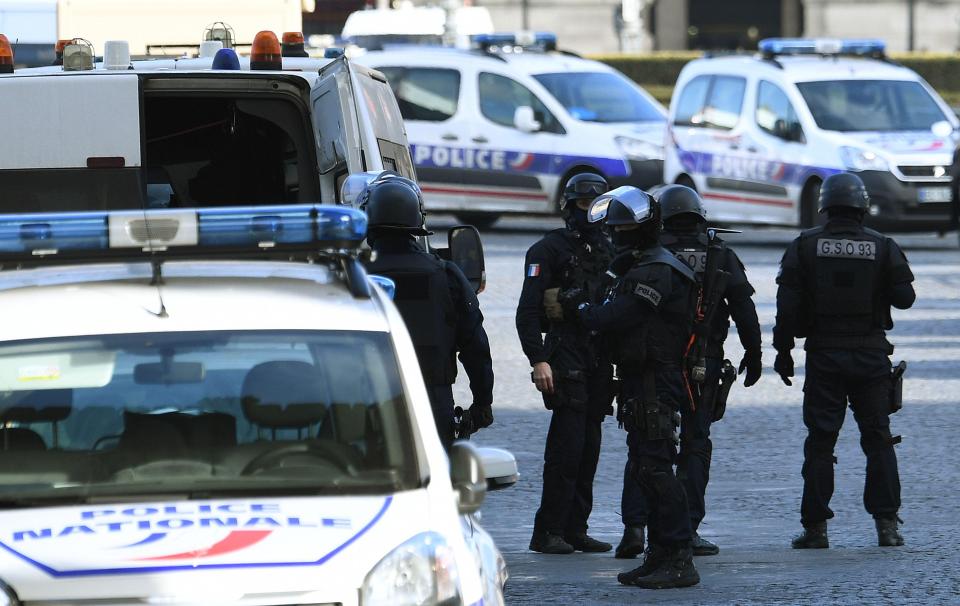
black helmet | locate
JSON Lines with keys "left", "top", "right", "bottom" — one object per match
{"left": 562, "top": 172, "right": 609, "bottom": 211}
{"left": 588, "top": 186, "right": 661, "bottom": 226}
{"left": 658, "top": 184, "right": 706, "bottom": 223}
{"left": 363, "top": 176, "right": 431, "bottom": 236}
{"left": 819, "top": 172, "right": 870, "bottom": 213}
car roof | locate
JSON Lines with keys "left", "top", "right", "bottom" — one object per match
{"left": 687, "top": 54, "right": 922, "bottom": 84}
{"left": 358, "top": 47, "right": 611, "bottom": 75}
{"left": 0, "top": 261, "right": 390, "bottom": 343}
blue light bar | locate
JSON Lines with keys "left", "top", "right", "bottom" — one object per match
{"left": 759, "top": 38, "right": 886, "bottom": 58}
{"left": 0, "top": 211, "right": 108, "bottom": 253}
{"left": 211, "top": 48, "right": 241, "bottom": 70}
{"left": 0, "top": 205, "right": 367, "bottom": 259}
{"left": 472, "top": 32, "right": 558, "bottom": 52}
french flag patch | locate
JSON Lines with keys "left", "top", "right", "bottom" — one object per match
{"left": 527, "top": 263, "right": 541, "bottom": 277}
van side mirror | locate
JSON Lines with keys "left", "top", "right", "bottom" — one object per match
{"left": 450, "top": 441, "right": 486, "bottom": 514}
{"left": 477, "top": 446, "right": 519, "bottom": 491}
{"left": 449, "top": 225, "right": 486, "bottom": 294}
{"left": 513, "top": 106, "right": 541, "bottom": 133}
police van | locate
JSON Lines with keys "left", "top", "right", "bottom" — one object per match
{"left": 355, "top": 33, "right": 667, "bottom": 227}
{"left": 664, "top": 38, "right": 960, "bottom": 231}
{"left": 0, "top": 203, "right": 516, "bottom": 605}
{"left": 0, "top": 31, "right": 416, "bottom": 211}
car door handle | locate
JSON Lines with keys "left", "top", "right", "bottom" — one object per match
{"left": 472, "top": 136, "right": 489, "bottom": 144}
{"left": 746, "top": 145, "right": 758, "bottom": 153}
{"left": 441, "top": 133, "right": 459, "bottom": 141}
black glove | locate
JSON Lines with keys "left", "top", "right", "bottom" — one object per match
{"left": 739, "top": 350, "right": 762, "bottom": 387}
{"left": 469, "top": 404, "right": 494, "bottom": 430}
{"left": 557, "top": 287, "right": 588, "bottom": 315}
{"left": 609, "top": 250, "right": 637, "bottom": 277}
{"left": 774, "top": 351, "right": 794, "bottom": 386}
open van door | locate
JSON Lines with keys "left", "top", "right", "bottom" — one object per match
{"left": 313, "top": 57, "right": 368, "bottom": 201}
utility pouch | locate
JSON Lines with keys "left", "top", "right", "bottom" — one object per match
{"left": 543, "top": 368, "right": 588, "bottom": 412}
{"left": 890, "top": 360, "right": 907, "bottom": 414}
{"left": 620, "top": 397, "right": 641, "bottom": 433}
{"left": 712, "top": 359, "right": 737, "bottom": 422}
{"left": 543, "top": 287, "right": 564, "bottom": 322}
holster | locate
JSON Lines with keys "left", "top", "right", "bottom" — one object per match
{"left": 890, "top": 360, "right": 907, "bottom": 414}
{"left": 541, "top": 367, "right": 588, "bottom": 411}
{"left": 620, "top": 368, "right": 680, "bottom": 443}
{"left": 712, "top": 359, "right": 737, "bottom": 422}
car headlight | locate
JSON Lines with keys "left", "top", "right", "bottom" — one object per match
{"left": 361, "top": 532, "right": 461, "bottom": 606}
{"left": 839, "top": 146, "right": 888, "bottom": 172}
{"left": 616, "top": 136, "right": 664, "bottom": 161}
{"left": 0, "top": 580, "right": 20, "bottom": 606}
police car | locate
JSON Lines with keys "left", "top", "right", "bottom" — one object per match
{"left": 664, "top": 38, "right": 960, "bottom": 231}
{"left": 0, "top": 31, "right": 416, "bottom": 210}
{"left": 355, "top": 33, "right": 667, "bottom": 227}
{"left": 0, "top": 203, "right": 516, "bottom": 605}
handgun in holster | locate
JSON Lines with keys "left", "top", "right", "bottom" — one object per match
{"left": 453, "top": 405, "right": 474, "bottom": 440}
{"left": 711, "top": 359, "right": 738, "bottom": 422}
{"left": 890, "top": 361, "right": 907, "bottom": 414}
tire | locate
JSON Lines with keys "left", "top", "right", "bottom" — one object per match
{"left": 800, "top": 178, "right": 822, "bottom": 228}
{"left": 455, "top": 212, "right": 500, "bottom": 230}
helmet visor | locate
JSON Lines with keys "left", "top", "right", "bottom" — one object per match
{"left": 590, "top": 186, "right": 652, "bottom": 224}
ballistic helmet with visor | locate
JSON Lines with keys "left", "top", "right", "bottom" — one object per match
{"left": 562, "top": 172, "right": 609, "bottom": 211}
{"left": 819, "top": 172, "right": 870, "bottom": 213}
{"left": 588, "top": 186, "right": 658, "bottom": 226}
{"left": 364, "top": 174, "right": 431, "bottom": 236}
{"left": 658, "top": 185, "right": 706, "bottom": 223}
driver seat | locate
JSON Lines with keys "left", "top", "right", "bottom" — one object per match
{"left": 241, "top": 361, "right": 330, "bottom": 439}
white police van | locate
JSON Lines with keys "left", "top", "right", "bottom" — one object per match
{"left": 355, "top": 33, "right": 667, "bottom": 227}
{"left": 664, "top": 38, "right": 960, "bottom": 231}
{"left": 0, "top": 32, "right": 416, "bottom": 210}
{"left": 0, "top": 203, "right": 516, "bottom": 605}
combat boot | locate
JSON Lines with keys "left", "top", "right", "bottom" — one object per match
{"left": 564, "top": 532, "right": 613, "bottom": 553}
{"left": 631, "top": 545, "right": 700, "bottom": 589}
{"left": 529, "top": 531, "right": 575, "bottom": 555}
{"left": 617, "top": 543, "right": 667, "bottom": 585}
{"left": 691, "top": 532, "right": 719, "bottom": 556}
{"left": 875, "top": 516, "right": 904, "bottom": 547}
{"left": 615, "top": 526, "right": 645, "bottom": 559}
{"left": 791, "top": 522, "right": 829, "bottom": 549}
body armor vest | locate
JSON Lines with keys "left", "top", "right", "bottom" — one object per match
{"left": 798, "top": 222, "right": 888, "bottom": 338}
{"left": 367, "top": 250, "right": 458, "bottom": 385}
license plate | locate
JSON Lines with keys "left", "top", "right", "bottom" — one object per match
{"left": 918, "top": 187, "right": 952, "bottom": 203}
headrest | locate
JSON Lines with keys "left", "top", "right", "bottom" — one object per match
{"left": 0, "top": 427, "right": 46, "bottom": 451}
{"left": 0, "top": 389, "right": 72, "bottom": 424}
{"left": 241, "top": 361, "right": 329, "bottom": 429}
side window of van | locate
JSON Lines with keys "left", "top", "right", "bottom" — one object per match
{"left": 478, "top": 72, "right": 564, "bottom": 134}
{"left": 673, "top": 75, "right": 745, "bottom": 130}
{"left": 756, "top": 80, "right": 804, "bottom": 142}
{"left": 377, "top": 67, "right": 461, "bottom": 122}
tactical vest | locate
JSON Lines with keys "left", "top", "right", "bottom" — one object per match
{"left": 367, "top": 251, "right": 458, "bottom": 385}
{"left": 662, "top": 232, "right": 731, "bottom": 356}
{"left": 556, "top": 230, "right": 614, "bottom": 300}
{"left": 798, "top": 222, "right": 888, "bottom": 339}
{"left": 615, "top": 246, "right": 697, "bottom": 369}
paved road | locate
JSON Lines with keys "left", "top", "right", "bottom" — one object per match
{"left": 436, "top": 216, "right": 960, "bottom": 605}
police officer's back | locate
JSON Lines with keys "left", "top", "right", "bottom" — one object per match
{"left": 515, "top": 172, "right": 615, "bottom": 555}
{"left": 566, "top": 187, "right": 701, "bottom": 590}
{"left": 363, "top": 176, "right": 494, "bottom": 449}
{"left": 774, "top": 172, "right": 915, "bottom": 548}
{"left": 657, "top": 185, "right": 762, "bottom": 555}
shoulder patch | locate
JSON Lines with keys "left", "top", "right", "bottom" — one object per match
{"left": 633, "top": 283, "right": 663, "bottom": 307}
{"left": 527, "top": 263, "right": 541, "bottom": 277}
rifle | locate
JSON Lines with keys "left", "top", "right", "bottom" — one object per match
{"left": 687, "top": 229, "right": 731, "bottom": 383}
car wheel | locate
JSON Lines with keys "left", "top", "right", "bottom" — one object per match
{"left": 455, "top": 213, "right": 500, "bottom": 230}
{"left": 800, "top": 178, "right": 822, "bottom": 228}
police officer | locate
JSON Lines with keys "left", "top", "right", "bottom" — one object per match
{"left": 618, "top": 185, "right": 762, "bottom": 557}
{"left": 564, "top": 186, "right": 700, "bottom": 589}
{"left": 516, "top": 172, "right": 615, "bottom": 555}
{"left": 774, "top": 172, "right": 915, "bottom": 548}
{"left": 363, "top": 175, "right": 494, "bottom": 450}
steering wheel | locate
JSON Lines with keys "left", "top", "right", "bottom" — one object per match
{"left": 240, "top": 442, "right": 359, "bottom": 477}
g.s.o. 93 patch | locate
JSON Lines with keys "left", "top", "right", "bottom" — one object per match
{"left": 674, "top": 250, "right": 707, "bottom": 273}
{"left": 816, "top": 238, "right": 876, "bottom": 260}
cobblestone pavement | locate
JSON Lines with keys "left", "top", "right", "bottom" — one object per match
{"left": 436, "top": 216, "right": 960, "bottom": 605}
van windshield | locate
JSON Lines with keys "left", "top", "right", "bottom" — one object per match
{"left": 796, "top": 79, "right": 948, "bottom": 132}
{"left": 533, "top": 71, "right": 665, "bottom": 123}
{"left": 0, "top": 330, "right": 418, "bottom": 505}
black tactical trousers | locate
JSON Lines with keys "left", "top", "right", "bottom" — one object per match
{"left": 620, "top": 369, "right": 692, "bottom": 546}
{"left": 801, "top": 349, "right": 901, "bottom": 525}
{"left": 677, "top": 358, "right": 722, "bottom": 532}
{"left": 428, "top": 384, "right": 456, "bottom": 451}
